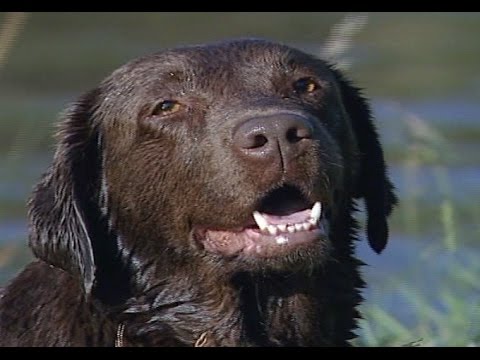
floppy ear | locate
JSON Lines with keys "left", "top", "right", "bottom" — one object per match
{"left": 28, "top": 89, "right": 106, "bottom": 296}
{"left": 330, "top": 68, "right": 398, "bottom": 253}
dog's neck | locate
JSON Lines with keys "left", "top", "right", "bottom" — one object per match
{"left": 114, "top": 268, "right": 341, "bottom": 346}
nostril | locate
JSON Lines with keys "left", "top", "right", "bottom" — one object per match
{"left": 286, "top": 126, "right": 312, "bottom": 143}
{"left": 234, "top": 125, "right": 270, "bottom": 151}
{"left": 250, "top": 134, "right": 268, "bottom": 149}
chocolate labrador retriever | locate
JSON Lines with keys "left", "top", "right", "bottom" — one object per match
{"left": 0, "top": 39, "right": 397, "bottom": 346}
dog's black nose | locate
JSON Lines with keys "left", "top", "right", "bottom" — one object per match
{"left": 232, "top": 113, "right": 314, "bottom": 169}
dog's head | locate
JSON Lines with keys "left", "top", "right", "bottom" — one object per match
{"left": 28, "top": 39, "right": 397, "bottom": 298}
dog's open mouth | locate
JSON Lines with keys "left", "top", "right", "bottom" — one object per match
{"left": 196, "top": 186, "right": 329, "bottom": 258}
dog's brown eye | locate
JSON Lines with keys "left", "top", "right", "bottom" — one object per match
{"left": 293, "top": 77, "right": 319, "bottom": 94}
{"left": 152, "top": 100, "right": 181, "bottom": 116}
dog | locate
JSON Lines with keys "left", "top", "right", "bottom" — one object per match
{"left": 0, "top": 39, "right": 397, "bottom": 346}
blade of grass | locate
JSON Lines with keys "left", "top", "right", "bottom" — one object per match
{"left": 320, "top": 12, "right": 368, "bottom": 69}
{"left": 0, "top": 12, "right": 29, "bottom": 71}
{"left": 433, "top": 165, "right": 457, "bottom": 251}
{"left": 356, "top": 318, "right": 380, "bottom": 347}
{"left": 368, "top": 307, "right": 412, "bottom": 342}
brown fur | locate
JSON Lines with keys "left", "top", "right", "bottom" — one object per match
{"left": 0, "top": 39, "right": 396, "bottom": 346}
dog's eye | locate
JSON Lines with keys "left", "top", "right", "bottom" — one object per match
{"left": 151, "top": 100, "right": 181, "bottom": 116}
{"left": 293, "top": 77, "right": 319, "bottom": 94}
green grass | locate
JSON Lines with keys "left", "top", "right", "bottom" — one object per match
{"left": 354, "top": 257, "right": 480, "bottom": 346}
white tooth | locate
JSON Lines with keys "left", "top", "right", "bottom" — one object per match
{"left": 253, "top": 211, "right": 269, "bottom": 231}
{"left": 287, "top": 225, "right": 296, "bottom": 233}
{"left": 295, "top": 223, "right": 303, "bottom": 231}
{"left": 302, "top": 222, "right": 312, "bottom": 231}
{"left": 276, "top": 236, "right": 289, "bottom": 245}
{"left": 308, "top": 218, "right": 317, "bottom": 226}
{"left": 278, "top": 224, "right": 287, "bottom": 232}
{"left": 310, "top": 202, "right": 322, "bottom": 224}
{"left": 267, "top": 225, "right": 278, "bottom": 236}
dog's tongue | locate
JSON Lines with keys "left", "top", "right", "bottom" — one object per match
{"left": 261, "top": 208, "right": 311, "bottom": 225}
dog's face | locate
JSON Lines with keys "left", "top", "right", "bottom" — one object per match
{"left": 101, "top": 40, "right": 356, "bottom": 270}
{"left": 28, "top": 39, "right": 396, "bottom": 295}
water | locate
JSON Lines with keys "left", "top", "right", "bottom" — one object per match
{"left": 357, "top": 234, "right": 479, "bottom": 326}
{"left": 0, "top": 220, "right": 25, "bottom": 244}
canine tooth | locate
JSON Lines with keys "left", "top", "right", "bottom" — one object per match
{"left": 308, "top": 218, "right": 317, "bottom": 225}
{"left": 267, "top": 225, "right": 278, "bottom": 236}
{"left": 276, "top": 236, "right": 288, "bottom": 245}
{"left": 253, "top": 211, "right": 269, "bottom": 231}
{"left": 287, "top": 225, "right": 296, "bottom": 233}
{"left": 278, "top": 224, "right": 287, "bottom": 232}
{"left": 294, "top": 224, "right": 303, "bottom": 231}
{"left": 310, "top": 202, "right": 322, "bottom": 224}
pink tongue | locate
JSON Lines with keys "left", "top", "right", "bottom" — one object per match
{"left": 261, "top": 208, "right": 311, "bottom": 225}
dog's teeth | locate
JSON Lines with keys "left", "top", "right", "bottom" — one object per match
{"left": 310, "top": 202, "right": 322, "bottom": 224}
{"left": 267, "top": 225, "right": 278, "bottom": 236}
{"left": 253, "top": 211, "right": 269, "bottom": 231}
{"left": 287, "top": 225, "right": 296, "bottom": 233}
{"left": 278, "top": 224, "right": 287, "bottom": 232}
{"left": 294, "top": 224, "right": 303, "bottom": 231}
{"left": 275, "top": 236, "right": 288, "bottom": 245}
{"left": 302, "top": 222, "right": 312, "bottom": 231}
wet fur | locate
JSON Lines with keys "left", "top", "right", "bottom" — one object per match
{"left": 0, "top": 39, "right": 396, "bottom": 346}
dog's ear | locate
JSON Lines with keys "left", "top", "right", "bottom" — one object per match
{"left": 28, "top": 89, "right": 104, "bottom": 296}
{"left": 330, "top": 68, "right": 397, "bottom": 253}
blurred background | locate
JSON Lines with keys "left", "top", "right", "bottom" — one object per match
{"left": 0, "top": 12, "right": 479, "bottom": 346}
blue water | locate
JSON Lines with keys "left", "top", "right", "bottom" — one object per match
{"left": 357, "top": 234, "right": 480, "bottom": 336}
{"left": 0, "top": 220, "right": 25, "bottom": 244}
